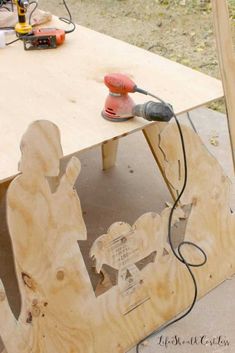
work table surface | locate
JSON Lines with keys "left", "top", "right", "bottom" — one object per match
{"left": 0, "top": 17, "right": 223, "bottom": 182}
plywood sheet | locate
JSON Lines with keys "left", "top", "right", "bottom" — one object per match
{"left": 1, "top": 119, "right": 235, "bottom": 353}
{"left": 0, "top": 16, "right": 223, "bottom": 181}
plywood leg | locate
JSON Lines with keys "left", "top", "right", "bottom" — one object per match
{"left": 102, "top": 139, "right": 119, "bottom": 171}
{"left": 143, "top": 123, "right": 176, "bottom": 199}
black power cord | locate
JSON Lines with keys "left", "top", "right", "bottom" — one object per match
{"left": 59, "top": 0, "right": 76, "bottom": 34}
{"left": 0, "top": 26, "right": 14, "bottom": 29}
{"left": 0, "top": 5, "right": 10, "bottom": 11}
{"left": 28, "top": 0, "right": 38, "bottom": 25}
{"left": 135, "top": 90, "right": 207, "bottom": 353}
{"left": 6, "top": 37, "right": 21, "bottom": 45}
{"left": 0, "top": 0, "right": 13, "bottom": 11}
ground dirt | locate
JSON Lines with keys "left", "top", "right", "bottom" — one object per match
{"left": 39, "top": 0, "right": 235, "bottom": 112}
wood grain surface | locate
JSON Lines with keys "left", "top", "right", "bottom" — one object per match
{"left": 0, "top": 16, "right": 223, "bottom": 181}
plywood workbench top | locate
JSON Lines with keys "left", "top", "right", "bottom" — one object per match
{"left": 0, "top": 16, "right": 223, "bottom": 182}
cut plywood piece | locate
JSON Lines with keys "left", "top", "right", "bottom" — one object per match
{"left": 3, "top": 121, "right": 95, "bottom": 353}
{"left": 0, "top": 15, "right": 223, "bottom": 181}
{"left": 212, "top": 0, "right": 235, "bottom": 171}
{"left": 1, "top": 119, "right": 235, "bottom": 353}
{"left": 180, "top": 108, "right": 235, "bottom": 208}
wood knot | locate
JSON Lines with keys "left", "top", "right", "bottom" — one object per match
{"left": 121, "top": 237, "right": 127, "bottom": 243}
{"left": 163, "top": 248, "right": 169, "bottom": 256}
{"left": 26, "top": 312, "right": 32, "bottom": 324}
{"left": 117, "top": 343, "right": 123, "bottom": 353}
{"left": 22, "top": 273, "right": 36, "bottom": 291}
{"left": 32, "top": 299, "right": 38, "bottom": 306}
{"left": 56, "top": 270, "right": 65, "bottom": 281}
{"left": 32, "top": 306, "right": 41, "bottom": 318}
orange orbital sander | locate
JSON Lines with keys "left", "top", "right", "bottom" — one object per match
{"left": 102, "top": 73, "right": 174, "bottom": 123}
{"left": 102, "top": 73, "right": 137, "bottom": 122}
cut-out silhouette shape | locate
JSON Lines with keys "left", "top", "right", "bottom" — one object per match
{"left": 0, "top": 121, "right": 95, "bottom": 353}
{"left": 0, "top": 120, "right": 234, "bottom": 353}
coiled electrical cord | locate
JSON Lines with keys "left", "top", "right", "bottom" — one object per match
{"left": 136, "top": 91, "right": 207, "bottom": 353}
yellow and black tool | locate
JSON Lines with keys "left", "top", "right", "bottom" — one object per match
{"left": 15, "top": 0, "right": 32, "bottom": 35}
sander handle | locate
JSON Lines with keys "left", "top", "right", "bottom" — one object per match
{"left": 104, "top": 73, "right": 137, "bottom": 94}
{"left": 133, "top": 101, "right": 174, "bottom": 122}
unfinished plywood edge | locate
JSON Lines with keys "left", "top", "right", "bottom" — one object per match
{"left": 143, "top": 123, "right": 176, "bottom": 200}
{"left": 1, "top": 120, "right": 235, "bottom": 353}
{"left": 212, "top": 0, "right": 235, "bottom": 171}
